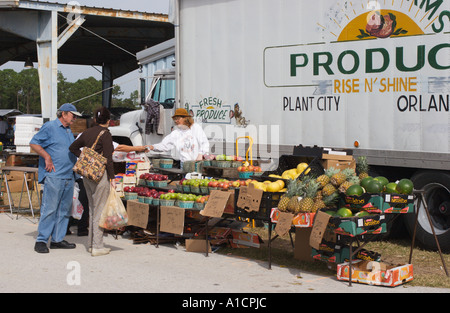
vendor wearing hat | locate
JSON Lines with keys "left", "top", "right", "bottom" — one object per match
{"left": 149, "top": 108, "right": 209, "bottom": 165}
{"left": 30, "top": 103, "right": 81, "bottom": 253}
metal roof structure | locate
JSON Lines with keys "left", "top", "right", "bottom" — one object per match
{"left": 0, "top": 0, "right": 174, "bottom": 119}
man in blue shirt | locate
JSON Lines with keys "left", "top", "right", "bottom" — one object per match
{"left": 30, "top": 103, "right": 82, "bottom": 253}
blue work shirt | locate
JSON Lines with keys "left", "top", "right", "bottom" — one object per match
{"left": 30, "top": 118, "right": 77, "bottom": 183}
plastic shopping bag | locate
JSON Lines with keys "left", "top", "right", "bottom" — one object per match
{"left": 99, "top": 186, "right": 128, "bottom": 230}
{"left": 71, "top": 182, "right": 84, "bottom": 220}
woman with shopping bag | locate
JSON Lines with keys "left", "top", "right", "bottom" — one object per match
{"left": 69, "top": 107, "right": 115, "bottom": 257}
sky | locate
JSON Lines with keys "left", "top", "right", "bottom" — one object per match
{"left": 0, "top": 0, "right": 171, "bottom": 100}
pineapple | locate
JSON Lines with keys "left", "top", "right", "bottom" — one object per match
{"left": 286, "top": 180, "right": 304, "bottom": 213}
{"left": 338, "top": 175, "right": 360, "bottom": 193}
{"left": 331, "top": 168, "right": 356, "bottom": 187}
{"left": 330, "top": 170, "right": 346, "bottom": 187}
{"left": 316, "top": 167, "right": 339, "bottom": 187}
{"left": 277, "top": 195, "right": 290, "bottom": 212}
{"left": 278, "top": 179, "right": 296, "bottom": 212}
{"left": 313, "top": 192, "right": 339, "bottom": 212}
{"left": 322, "top": 183, "right": 337, "bottom": 196}
{"left": 298, "top": 179, "right": 319, "bottom": 213}
{"left": 356, "top": 156, "right": 370, "bottom": 180}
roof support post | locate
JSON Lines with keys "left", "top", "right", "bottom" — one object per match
{"left": 36, "top": 10, "right": 58, "bottom": 121}
{"left": 102, "top": 63, "right": 112, "bottom": 108}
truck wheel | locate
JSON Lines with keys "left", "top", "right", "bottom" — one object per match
{"left": 404, "top": 171, "right": 450, "bottom": 252}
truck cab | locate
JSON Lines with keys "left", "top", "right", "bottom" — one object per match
{"left": 109, "top": 69, "right": 176, "bottom": 150}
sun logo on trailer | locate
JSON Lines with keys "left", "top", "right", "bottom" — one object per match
{"left": 318, "top": 0, "right": 448, "bottom": 42}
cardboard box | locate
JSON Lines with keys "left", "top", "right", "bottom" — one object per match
{"left": 185, "top": 239, "right": 212, "bottom": 253}
{"left": 340, "top": 193, "right": 384, "bottom": 210}
{"left": 2, "top": 179, "right": 34, "bottom": 193}
{"left": 337, "top": 260, "right": 413, "bottom": 287}
{"left": 200, "top": 190, "right": 233, "bottom": 217}
{"left": 294, "top": 228, "right": 315, "bottom": 262}
{"left": 270, "top": 208, "right": 315, "bottom": 228}
{"left": 311, "top": 242, "right": 351, "bottom": 264}
{"left": 378, "top": 193, "right": 414, "bottom": 214}
{"left": 230, "top": 229, "right": 262, "bottom": 248}
{"left": 327, "top": 211, "right": 387, "bottom": 237}
{"left": 321, "top": 152, "right": 355, "bottom": 170}
{"left": 322, "top": 159, "right": 356, "bottom": 170}
{"left": 6, "top": 155, "right": 24, "bottom": 166}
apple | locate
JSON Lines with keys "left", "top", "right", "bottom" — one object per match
{"left": 247, "top": 165, "right": 254, "bottom": 172}
{"left": 253, "top": 166, "right": 261, "bottom": 172}
{"left": 231, "top": 181, "right": 240, "bottom": 188}
{"left": 237, "top": 166, "right": 244, "bottom": 172}
{"left": 168, "top": 189, "right": 175, "bottom": 193}
{"left": 208, "top": 181, "right": 218, "bottom": 188}
{"left": 222, "top": 182, "right": 230, "bottom": 190}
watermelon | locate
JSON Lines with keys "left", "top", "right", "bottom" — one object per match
{"left": 366, "top": 180, "right": 383, "bottom": 193}
{"left": 346, "top": 184, "right": 364, "bottom": 196}
{"left": 337, "top": 207, "right": 353, "bottom": 217}
{"left": 385, "top": 182, "right": 397, "bottom": 194}
{"left": 396, "top": 179, "right": 414, "bottom": 195}
{"left": 360, "top": 177, "right": 373, "bottom": 191}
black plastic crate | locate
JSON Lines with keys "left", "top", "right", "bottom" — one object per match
{"left": 260, "top": 154, "right": 324, "bottom": 181}
{"left": 233, "top": 188, "right": 283, "bottom": 221}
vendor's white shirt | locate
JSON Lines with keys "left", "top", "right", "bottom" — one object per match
{"left": 152, "top": 123, "right": 209, "bottom": 162}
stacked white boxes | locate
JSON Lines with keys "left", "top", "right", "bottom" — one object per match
{"left": 14, "top": 116, "right": 43, "bottom": 153}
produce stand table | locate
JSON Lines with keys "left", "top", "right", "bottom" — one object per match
{"left": 156, "top": 204, "right": 211, "bottom": 257}
{"left": 1, "top": 165, "right": 39, "bottom": 222}
{"left": 335, "top": 189, "right": 449, "bottom": 287}
{"left": 233, "top": 187, "right": 283, "bottom": 269}
{"left": 153, "top": 166, "right": 186, "bottom": 182}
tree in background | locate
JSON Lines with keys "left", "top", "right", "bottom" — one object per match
{"left": 0, "top": 68, "right": 140, "bottom": 115}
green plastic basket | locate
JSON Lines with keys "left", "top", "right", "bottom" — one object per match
{"left": 178, "top": 201, "right": 194, "bottom": 209}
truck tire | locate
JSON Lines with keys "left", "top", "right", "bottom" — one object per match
{"left": 404, "top": 170, "right": 450, "bottom": 252}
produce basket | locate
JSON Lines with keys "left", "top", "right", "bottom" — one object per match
{"left": 238, "top": 171, "right": 254, "bottom": 179}
{"left": 124, "top": 192, "right": 138, "bottom": 201}
{"left": 190, "top": 185, "right": 200, "bottom": 193}
{"left": 216, "top": 160, "right": 232, "bottom": 168}
{"left": 153, "top": 180, "right": 169, "bottom": 187}
{"left": 159, "top": 158, "right": 173, "bottom": 168}
{"left": 144, "top": 197, "right": 153, "bottom": 204}
{"left": 151, "top": 158, "right": 161, "bottom": 167}
{"left": 183, "top": 160, "right": 204, "bottom": 173}
{"left": 194, "top": 202, "right": 206, "bottom": 209}
{"left": 182, "top": 185, "right": 191, "bottom": 193}
{"left": 138, "top": 196, "right": 146, "bottom": 203}
{"left": 200, "top": 186, "right": 209, "bottom": 194}
{"left": 178, "top": 200, "right": 194, "bottom": 209}
{"left": 146, "top": 180, "right": 154, "bottom": 187}
{"left": 152, "top": 198, "right": 160, "bottom": 206}
{"left": 160, "top": 199, "right": 175, "bottom": 206}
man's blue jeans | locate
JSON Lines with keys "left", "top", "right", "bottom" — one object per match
{"left": 36, "top": 176, "right": 75, "bottom": 244}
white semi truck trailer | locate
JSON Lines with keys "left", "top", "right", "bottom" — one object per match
{"left": 110, "top": 0, "right": 450, "bottom": 251}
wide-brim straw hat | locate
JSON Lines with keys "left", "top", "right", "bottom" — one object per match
{"left": 172, "top": 108, "right": 191, "bottom": 118}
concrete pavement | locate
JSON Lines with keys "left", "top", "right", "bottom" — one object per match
{"left": 0, "top": 213, "right": 448, "bottom": 296}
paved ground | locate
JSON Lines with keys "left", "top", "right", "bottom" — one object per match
{"left": 0, "top": 213, "right": 448, "bottom": 299}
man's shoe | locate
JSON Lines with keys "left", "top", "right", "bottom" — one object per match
{"left": 34, "top": 242, "right": 49, "bottom": 253}
{"left": 50, "top": 240, "right": 76, "bottom": 249}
